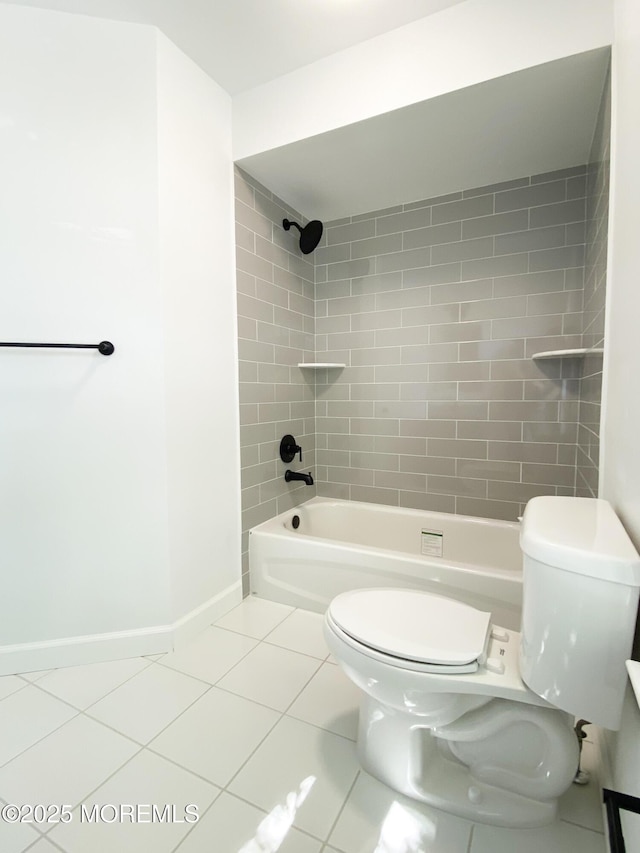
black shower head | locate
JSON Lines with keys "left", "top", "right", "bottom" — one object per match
{"left": 283, "top": 218, "right": 324, "bottom": 255}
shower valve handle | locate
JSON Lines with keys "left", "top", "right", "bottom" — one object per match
{"left": 280, "top": 434, "right": 302, "bottom": 464}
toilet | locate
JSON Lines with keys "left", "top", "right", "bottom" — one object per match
{"left": 324, "top": 496, "right": 640, "bottom": 828}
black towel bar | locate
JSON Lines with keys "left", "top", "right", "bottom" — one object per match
{"left": 0, "top": 340, "right": 114, "bottom": 356}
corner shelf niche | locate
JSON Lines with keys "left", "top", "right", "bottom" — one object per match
{"left": 298, "top": 362, "right": 346, "bottom": 369}
{"left": 531, "top": 348, "right": 604, "bottom": 361}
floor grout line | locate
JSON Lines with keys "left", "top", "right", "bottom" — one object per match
{"left": 167, "top": 787, "right": 225, "bottom": 853}
{"left": 31, "top": 656, "right": 155, "bottom": 714}
{"left": 467, "top": 822, "right": 475, "bottom": 853}
{"left": 0, "top": 690, "right": 82, "bottom": 773}
{"left": 321, "top": 768, "right": 361, "bottom": 851}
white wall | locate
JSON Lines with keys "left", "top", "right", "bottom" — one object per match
{"left": 0, "top": 5, "right": 241, "bottom": 671}
{"left": 602, "top": 0, "right": 640, "bottom": 547}
{"left": 156, "top": 33, "right": 241, "bottom": 633}
{"left": 600, "top": 0, "right": 640, "bottom": 848}
{"left": 233, "top": 0, "right": 613, "bottom": 160}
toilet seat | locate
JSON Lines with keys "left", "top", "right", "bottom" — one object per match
{"left": 327, "top": 588, "right": 492, "bottom": 674}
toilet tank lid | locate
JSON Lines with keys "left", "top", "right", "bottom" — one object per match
{"left": 520, "top": 497, "right": 640, "bottom": 584}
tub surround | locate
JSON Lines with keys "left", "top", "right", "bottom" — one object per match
{"left": 236, "top": 162, "right": 609, "bottom": 559}
{"left": 314, "top": 166, "right": 589, "bottom": 520}
{"left": 235, "top": 167, "right": 317, "bottom": 594}
{"left": 576, "top": 66, "right": 610, "bottom": 498}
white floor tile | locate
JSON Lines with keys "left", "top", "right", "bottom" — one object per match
{"left": 0, "top": 601, "right": 608, "bottom": 853}
{"left": 86, "top": 663, "right": 208, "bottom": 744}
{"left": 287, "top": 662, "right": 360, "bottom": 740}
{"left": 0, "top": 818, "right": 40, "bottom": 853}
{"left": 470, "top": 819, "right": 606, "bottom": 853}
{"left": 215, "top": 596, "right": 294, "bottom": 639}
{"left": 217, "top": 643, "right": 321, "bottom": 711}
{"left": 0, "top": 715, "right": 139, "bottom": 809}
{"left": 17, "top": 671, "right": 51, "bottom": 683}
{"left": 0, "top": 676, "right": 27, "bottom": 702}
{"left": 229, "top": 715, "right": 359, "bottom": 841}
{"left": 0, "top": 686, "right": 77, "bottom": 767}
{"left": 150, "top": 687, "right": 279, "bottom": 787}
{"left": 328, "top": 771, "right": 473, "bottom": 853}
{"left": 158, "top": 626, "right": 257, "bottom": 684}
{"left": 558, "top": 740, "right": 604, "bottom": 833}
{"left": 35, "top": 658, "right": 151, "bottom": 710}
{"left": 176, "top": 791, "right": 323, "bottom": 852}
{"left": 265, "top": 609, "right": 330, "bottom": 660}
{"left": 19, "top": 837, "right": 63, "bottom": 851}
{"left": 48, "top": 750, "right": 219, "bottom": 853}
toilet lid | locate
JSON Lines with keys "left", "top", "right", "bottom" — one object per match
{"left": 328, "top": 588, "right": 491, "bottom": 666}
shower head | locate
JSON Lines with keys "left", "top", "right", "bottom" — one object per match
{"left": 283, "top": 218, "right": 324, "bottom": 255}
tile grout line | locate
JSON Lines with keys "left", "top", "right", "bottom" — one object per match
{"left": 55, "top": 682, "right": 270, "bottom": 847}
{"left": 28, "top": 607, "right": 330, "bottom": 847}
{"left": 321, "top": 769, "right": 362, "bottom": 852}
{"left": 24, "top": 831, "right": 69, "bottom": 853}
{"left": 186, "top": 611, "right": 350, "bottom": 843}
{"left": 166, "top": 787, "right": 225, "bottom": 853}
{"left": 0, "top": 689, "right": 84, "bottom": 774}
{"left": 467, "top": 822, "right": 475, "bottom": 853}
{"left": 5, "top": 662, "right": 220, "bottom": 838}
{"left": 558, "top": 816, "right": 605, "bottom": 836}
{"left": 28, "top": 656, "right": 155, "bottom": 715}
{"left": 35, "top": 684, "right": 226, "bottom": 843}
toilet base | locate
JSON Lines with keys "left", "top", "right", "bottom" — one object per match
{"left": 357, "top": 694, "right": 579, "bottom": 828}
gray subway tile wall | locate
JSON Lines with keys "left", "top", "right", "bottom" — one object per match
{"left": 235, "top": 167, "right": 317, "bottom": 595}
{"left": 314, "top": 167, "right": 595, "bottom": 522}
{"left": 235, "top": 143, "right": 609, "bottom": 586}
{"left": 576, "top": 66, "right": 609, "bottom": 498}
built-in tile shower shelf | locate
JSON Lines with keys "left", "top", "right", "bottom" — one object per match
{"left": 298, "top": 362, "right": 346, "bottom": 369}
{"left": 531, "top": 348, "right": 604, "bottom": 360}
{"left": 627, "top": 661, "right": 640, "bottom": 710}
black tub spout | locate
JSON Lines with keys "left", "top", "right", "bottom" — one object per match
{"left": 285, "top": 470, "right": 314, "bottom": 486}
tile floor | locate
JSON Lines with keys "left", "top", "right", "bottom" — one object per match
{"left": 0, "top": 597, "right": 607, "bottom": 853}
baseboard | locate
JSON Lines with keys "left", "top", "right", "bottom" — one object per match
{"left": 172, "top": 581, "right": 242, "bottom": 649}
{"left": 0, "top": 580, "right": 242, "bottom": 675}
{"left": 0, "top": 625, "right": 173, "bottom": 676}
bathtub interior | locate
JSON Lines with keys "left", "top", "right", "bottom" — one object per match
{"left": 280, "top": 498, "right": 522, "bottom": 572}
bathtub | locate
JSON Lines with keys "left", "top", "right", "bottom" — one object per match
{"left": 249, "top": 497, "right": 523, "bottom": 630}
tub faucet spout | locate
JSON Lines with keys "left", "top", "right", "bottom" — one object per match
{"left": 285, "top": 470, "right": 314, "bottom": 486}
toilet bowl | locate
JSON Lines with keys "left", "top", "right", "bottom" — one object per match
{"left": 324, "top": 497, "right": 640, "bottom": 828}
{"left": 324, "top": 588, "right": 579, "bottom": 827}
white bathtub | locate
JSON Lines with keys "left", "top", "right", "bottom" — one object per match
{"left": 249, "top": 497, "right": 523, "bottom": 630}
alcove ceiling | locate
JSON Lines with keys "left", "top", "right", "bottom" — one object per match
{"left": 3, "top": 1, "right": 610, "bottom": 223}
{"left": 0, "top": 0, "right": 467, "bottom": 94}
{"left": 237, "top": 48, "right": 611, "bottom": 222}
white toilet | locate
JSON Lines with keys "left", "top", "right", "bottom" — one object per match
{"left": 324, "top": 496, "right": 640, "bottom": 828}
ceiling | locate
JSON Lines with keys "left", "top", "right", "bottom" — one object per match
{"left": 0, "top": 0, "right": 467, "bottom": 95}
{"left": 237, "top": 48, "right": 611, "bottom": 222}
{"left": 2, "top": 2, "right": 611, "bottom": 222}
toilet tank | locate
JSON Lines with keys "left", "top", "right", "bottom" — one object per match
{"left": 519, "top": 496, "right": 640, "bottom": 730}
